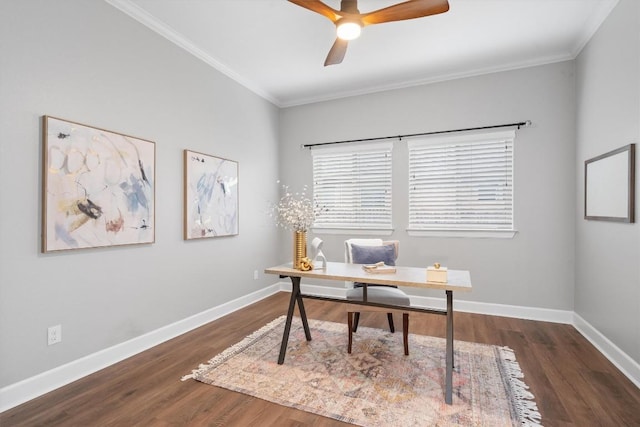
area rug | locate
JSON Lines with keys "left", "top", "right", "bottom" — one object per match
{"left": 182, "top": 316, "right": 542, "bottom": 426}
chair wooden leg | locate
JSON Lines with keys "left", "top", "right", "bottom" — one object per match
{"left": 353, "top": 312, "right": 360, "bottom": 333}
{"left": 403, "top": 313, "right": 409, "bottom": 356}
{"left": 347, "top": 312, "right": 353, "bottom": 354}
{"left": 387, "top": 312, "right": 395, "bottom": 333}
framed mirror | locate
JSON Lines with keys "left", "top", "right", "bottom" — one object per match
{"left": 584, "top": 143, "right": 635, "bottom": 222}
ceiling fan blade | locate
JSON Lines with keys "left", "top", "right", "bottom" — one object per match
{"left": 288, "top": 0, "right": 341, "bottom": 22}
{"left": 361, "top": 0, "right": 449, "bottom": 26}
{"left": 324, "top": 38, "right": 348, "bottom": 66}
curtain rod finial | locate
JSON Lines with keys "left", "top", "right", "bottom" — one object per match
{"left": 517, "top": 120, "right": 532, "bottom": 130}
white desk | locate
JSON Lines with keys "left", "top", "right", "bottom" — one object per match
{"left": 265, "top": 261, "right": 472, "bottom": 404}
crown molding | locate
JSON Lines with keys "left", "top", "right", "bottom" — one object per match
{"left": 104, "top": 0, "right": 281, "bottom": 106}
{"left": 279, "top": 53, "right": 574, "bottom": 107}
{"left": 570, "top": 0, "right": 619, "bottom": 58}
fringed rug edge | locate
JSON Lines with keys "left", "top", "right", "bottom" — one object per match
{"left": 181, "top": 315, "right": 286, "bottom": 382}
{"left": 496, "top": 346, "right": 543, "bottom": 427}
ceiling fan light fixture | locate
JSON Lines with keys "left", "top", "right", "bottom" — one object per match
{"left": 336, "top": 20, "right": 361, "bottom": 40}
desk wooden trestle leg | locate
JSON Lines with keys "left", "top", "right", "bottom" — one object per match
{"left": 277, "top": 276, "right": 311, "bottom": 365}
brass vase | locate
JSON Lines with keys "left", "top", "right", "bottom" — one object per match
{"left": 293, "top": 231, "right": 307, "bottom": 270}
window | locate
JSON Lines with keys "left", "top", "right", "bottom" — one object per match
{"left": 408, "top": 130, "right": 515, "bottom": 236}
{"left": 311, "top": 142, "right": 392, "bottom": 230}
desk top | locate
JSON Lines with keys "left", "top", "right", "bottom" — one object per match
{"left": 265, "top": 261, "right": 472, "bottom": 292}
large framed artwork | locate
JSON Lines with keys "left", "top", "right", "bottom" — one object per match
{"left": 585, "top": 143, "right": 635, "bottom": 223}
{"left": 184, "top": 150, "right": 239, "bottom": 239}
{"left": 42, "top": 116, "right": 156, "bottom": 252}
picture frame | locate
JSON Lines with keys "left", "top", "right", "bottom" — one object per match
{"left": 184, "top": 150, "right": 239, "bottom": 239}
{"left": 584, "top": 143, "right": 635, "bottom": 223}
{"left": 42, "top": 116, "right": 156, "bottom": 252}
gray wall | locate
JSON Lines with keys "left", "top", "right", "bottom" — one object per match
{"left": 0, "top": 0, "right": 281, "bottom": 387}
{"left": 2, "top": 0, "right": 637, "bottom": 393}
{"left": 279, "top": 61, "right": 577, "bottom": 309}
{"left": 575, "top": 0, "right": 640, "bottom": 363}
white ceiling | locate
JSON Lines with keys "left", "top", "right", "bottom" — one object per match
{"left": 107, "top": 0, "right": 618, "bottom": 107}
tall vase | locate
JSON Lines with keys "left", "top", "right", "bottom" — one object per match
{"left": 293, "top": 230, "right": 307, "bottom": 270}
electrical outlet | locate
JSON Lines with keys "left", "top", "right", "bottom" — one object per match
{"left": 48, "top": 325, "right": 62, "bottom": 345}
{"left": 253, "top": 270, "right": 259, "bottom": 280}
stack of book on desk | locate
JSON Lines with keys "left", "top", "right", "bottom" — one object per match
{"left": 362, "top": 261, "right": 396, "bottom": 274}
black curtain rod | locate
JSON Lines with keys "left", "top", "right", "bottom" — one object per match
{"left": 302, "top": 120, "right": 531, "bottom": 149}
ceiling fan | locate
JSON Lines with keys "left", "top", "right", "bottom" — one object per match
{"left": 288, "top": 0, "right": 450, "bottom": 66}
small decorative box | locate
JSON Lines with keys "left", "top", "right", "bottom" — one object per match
{"left": 427, "top": 264, "right": 448, "bottom": 283}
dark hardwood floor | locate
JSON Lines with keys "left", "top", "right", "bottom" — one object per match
{"left": 2, "top": 292, "right": 639, "bottom": 426}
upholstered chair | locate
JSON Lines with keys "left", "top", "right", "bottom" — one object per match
{"left": 344, "top": 238, "right": 410, "bottom": 355}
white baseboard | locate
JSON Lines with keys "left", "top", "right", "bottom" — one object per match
{"left": 572, "top": 313, "right": 640, "bottom": 388}
{"left": 2, "top": 282, "right": 637, "bottom": 413}
{"left": 281, "top": 281, "right": 574, "bottom": 324}
{"left": 450, "top": 298, "right": 575, "bottom": 324}
{"left": 0, "top": 284, "right": 281, "bottom": 413}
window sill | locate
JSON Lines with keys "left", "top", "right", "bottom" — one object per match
{"left": 406, "top": 229, "right": 517, "bottom": 239}
{"left": 311, "top": 227, "right": 394, "bottom": 236}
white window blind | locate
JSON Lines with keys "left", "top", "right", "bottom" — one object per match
{"left": 408, "top": 130, "right": 515, "bottom": 231}
{"left": 312, "top": 142, "right": 392, "bottom": 230}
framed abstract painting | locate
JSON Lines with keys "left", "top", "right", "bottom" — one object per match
{"left": 42, "top": 116, "right": 156, "bottom": 252}
{"left": 184, "top": 150, "right": 239, "bottom": 239}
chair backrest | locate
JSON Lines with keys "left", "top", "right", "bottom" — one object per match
{"left": 344, "top": 238, "right": 399, "bottom": 288}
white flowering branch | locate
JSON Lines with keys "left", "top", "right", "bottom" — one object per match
{"left": 269, "top": 184, "right": 324, "bottom": 232}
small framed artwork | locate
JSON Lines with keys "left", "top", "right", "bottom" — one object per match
{"left": 585, "top": 143, "right": 635, "bottom": 223}
{"left": 42, "top": 116, "right": 156, "bottom": 252}
{"left": 184, "top": 150, "right": 239, "bottom": 239}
